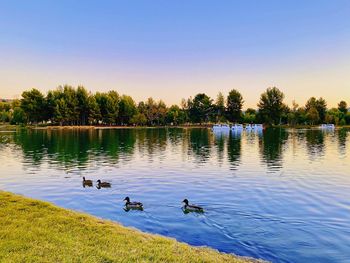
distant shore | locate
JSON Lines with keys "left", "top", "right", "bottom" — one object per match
{"left": 0, "top": 124, "right": 213, "bottom": 130}
{"left": 1, "top": 123, "right": 350, "bottom": 131}
{"left": 31, "top": 124, "right": 212, "bottom": 130}
{"left": 0, "top": 191, "right": 259, "bottom": 263}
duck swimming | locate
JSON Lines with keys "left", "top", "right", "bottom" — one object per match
{"left": 82, "top": 177, "right": 93, "bottom": 187}
{"left": 123, "top": 196, "right": 143, "bottom": 210}
{"left": 182, "top": 199, "right": 204, "bottom": 213}
{"left": 96, "top": 180, "right": 111, "bottom": 189}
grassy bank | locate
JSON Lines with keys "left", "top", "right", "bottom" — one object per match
{"left": 0, "top": 191, "right": 256, "bottom": 263}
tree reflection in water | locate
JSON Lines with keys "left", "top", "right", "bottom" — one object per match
{"left": 337, "top": 129, "right": 348, "bottom": 156}
{"left": 6, "top": 127, "right": 349, "bottom": 173}
{"left": 259, "top": 128, "right": 288, "bottom": 172}
{"left": 305, "top": 129, "right": 325, "bottom": 161}
{"left": 227, "top": 131, "right": 242, "bottom": 170}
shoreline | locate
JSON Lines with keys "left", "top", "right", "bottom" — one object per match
{"left": 1, "top": 124, "right": 350, "bottom": 131}
{"left": 0, "top": 124, "right": 212, "bottom": 130}
{"left": 0, "top": 191, "right": 261, "bottom": 262}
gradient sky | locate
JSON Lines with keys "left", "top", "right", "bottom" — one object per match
{"left": 0, "top": 0, "right": 350, "bottom": 108}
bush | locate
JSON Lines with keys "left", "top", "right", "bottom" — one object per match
{"left": 0, "top": 111, "right": 11, "bottom": 123}
{"left": 345, "top": 113, "right": 350, "bottom": 125}
{"left": 10, "top": 107, "right": 26, "bottom": 124}
{"left": 339, "top": 118, "right": 346, "bottom": 126}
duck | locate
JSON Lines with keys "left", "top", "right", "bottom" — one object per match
{"left": 96, "top": 180, "right": 111, "bottom": 189}
{"left": 123, "top": 196, "right": 143, "bottom": 210}
{"left": 182, "top": 199, "right": 204, "bottom": 212}
{"left": 82, "top": 177, "right": 93, "bottom": 187}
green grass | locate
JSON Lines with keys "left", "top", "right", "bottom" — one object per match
{"left": 0, "top": 191, "right": 258, "bottom": 263}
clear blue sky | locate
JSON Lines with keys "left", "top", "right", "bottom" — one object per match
{"left": 0, "top": 0, "right": 349, "bottom": 108}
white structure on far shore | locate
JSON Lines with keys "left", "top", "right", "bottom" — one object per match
{"left": 320, "top": 124, "right": 335, "bottom": 129}
{"left": 212, "top": 124, "right": 263, "bottom": 132}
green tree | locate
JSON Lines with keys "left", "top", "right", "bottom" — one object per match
{"left": 46, "top": 90, "right": 58, "bottom": 122}
{"left": 62, "top": 86, "right": 79, "bottom": 125}
{"left": 345, "top": 112, "right": 350, "bottom": 125}
{"left": 105, "top": 91, "right": 120, "bottom": 124}
{"left": 281, "top": 104, "right": 290, "bottom": 124}
{"left": 326, "top": 108, "right": 341, "bottom": 125}
{"left": 156, "top": 100, "right": 167, "bottom": 125}
{"left": 55, "top": 98, "right": 69, "bottom": 125}
{"left": 287, "top": 101, "right": 299, "bottom": 126}
{"left": 180, "top": 98, "right": 190, "bottom": 123}
{"left": 11, "top": 99, "right": 21, "bottom": 109}
{"left": 137, "top": 101, "right": 146, "bottom": 115}
{"left": 144, "top": 98, "right": 157, "bottom": 125}
{"left": 297, "top": 107, "right": 307, "bottom": 125}
{"left": 0, "top": 101, "right": 11, "bottom": 111}
{"left": 305, "top": 97, "right": 327, "bottom": 123}
{"left": 215, "top": 92, "right": 226, "bottom": 122}
{"left": 11, "top": 107, "right": 26, "bottom": 124}
{"left": 20, "top": 88, "right": 46, "bottom": 123}
{"left": 243, "top": 113, "right": 256, "bottom": 123}
{"left": 246, "top": 108, "right": 256, "bottom": 115}
{"left": 243, "top": 108, "right": 256, "bottom": 124}
{"left": 87, "top": 95, "right": 101, "bottom": 124}
{"left": 76, "top": 86, "right": 90, "bottom": 125}
{"left": 338, "top": 101, "right": 348, "bottom": 114}
{"left": 316, "top": 97, "right": 327, "bottom": 122}
{"left": 1, "top": 111, "right": 11, "bottom": 123}
{"left": 166, "top": 105, "right": 185, "bottom": 125}
{"left": 188, "top": 94, "right": 213, "bottom": 124}
{"left": 305, "top": 97, "right": 317, "bottom": 112}
{"left": 46, "top": 87, "right": 76, "bottom": 124}
{"left": 306, "top": 107, "right": 320, "bottom": 125}
{"left": 257, "top": 87, "right": 285, "bottom": 125}
{"left": 0, "top": 101, "right": 12, "bottom": 123}
{"left": 95, "top": 92, "right": 119, "bottom": 125}
{"left": 95, "top": 92, "right": 108, "bottom": 124}
{"left": 130, "top": 112, "right": 147, "bottom": 126}
{"left": 118, "top": 95, "right": 137, "bottom": 125}
{"left": 226, "top": 89, "right": 243, "bottom": 122}
{"left": 339, "top": 118, "right": 346, "bottom": 126}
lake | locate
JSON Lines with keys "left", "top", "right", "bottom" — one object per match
{"left": 0, "top": 127, "right": 349, "bottom": 263}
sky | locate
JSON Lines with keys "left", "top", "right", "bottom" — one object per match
{"left": 0, "top": 0, "right": 350, "bottom": 109}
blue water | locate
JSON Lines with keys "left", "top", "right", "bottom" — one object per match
{"left": 0, "top": 128, "right": 350, "bottom": 262}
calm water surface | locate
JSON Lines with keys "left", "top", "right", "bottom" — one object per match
{"left": 0, "top": 128, "right": 350, "bottom": 263}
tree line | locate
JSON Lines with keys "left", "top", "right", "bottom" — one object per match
{"left": 1, "top": 85, "right": 349, "bottom": 126}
